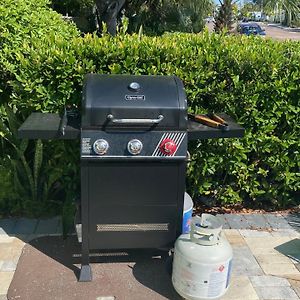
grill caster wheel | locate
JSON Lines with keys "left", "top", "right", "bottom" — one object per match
{"left": 79, "top": 265, "right": 92, "bottom": 282}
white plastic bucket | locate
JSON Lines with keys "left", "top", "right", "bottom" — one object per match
{"left": 182, "top": 192, "right": 193, "bottom": 234}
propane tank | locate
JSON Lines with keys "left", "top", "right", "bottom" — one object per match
{"left": 172, "top": 214, "right": 233, "bottom": 300}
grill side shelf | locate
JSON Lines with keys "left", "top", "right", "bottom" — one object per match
{"left": 188, "top": 113, "right": 245, "bottom": 140}
{"left": 18, "top": 112, "right": 80, "bottom": 139}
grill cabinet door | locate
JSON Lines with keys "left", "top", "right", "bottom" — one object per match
{"left": 83, "top": 161, "right": 185, "bottom": 250}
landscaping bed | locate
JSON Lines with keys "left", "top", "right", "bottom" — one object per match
{"left": 0, "top": 0, "right": 299, "bottom": 218}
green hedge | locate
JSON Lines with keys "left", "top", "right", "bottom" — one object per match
{"left": 1, "top": 0, "right": 299, "bottom": 215}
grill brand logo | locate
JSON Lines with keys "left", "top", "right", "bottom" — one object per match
{"left": 125, "top": 95, "right": 145, "bottom": 101}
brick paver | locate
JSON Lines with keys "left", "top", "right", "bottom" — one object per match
{"left": 286, "top": 213, "right": 300, "bottom": 229}
{"left": 260, "top": 263, "right": 300, "bottom": 276}
{"left": 13, "top": 218, "right": 38, "bottom": 235}
{"left": 221, "top": 275, "right": 259, "bottom": 300}
{"left": 0, "top": 236, "right": 15, "bottom": 244}
{"left": 239, "top": 229, "right": 273, "bottom": 238}
{"left": 255, "top": 286, "right": 299, "bottom": 299}
{"left": 271, "top": 229, "right": 300, "bottom": 237}
{"left": 232, "top": 246, "right": 264, "bottom": 276}
{"left": 0, "top": 238, "right": 24, "bottom": 263}
{"left": 225, "top": 233, "right": 247, "bottom": 247}
{"left": 265, "top": 214, "right": 293, "bottom": 229}
{"left": 35, "top": 217, "right": 60, "bottom": 235}
{"left": 242, "top": 214, "right": 270, "bottom": 229}
{"left": 290, "top": 279, "right": 300, "bottom": 298}
{"left": 1, "top": 260, "right": 17, "bottom": 272}
{"left": 255, "top": 253, "right": 293, "bottom": 264}
{"left": 0, "top": 271, "right": 14, "bottom": 295}
{"left": 0, "top": 219, "right": 17, "bottom": 236}
{"left": 216, "top": 214, "right": 230, "bottom": 228}
{"left": 224, "top": 214, "right": 249, "bottom": 229}
{"left": 250, "top": 275, "right": 290, "bottom": 287}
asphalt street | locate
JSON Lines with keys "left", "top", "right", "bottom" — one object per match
{"left": 260, "top": 23, "right": 300, "bottom": 41}
{"left": 206, "top": 22, "right": 300, "bottom": 41}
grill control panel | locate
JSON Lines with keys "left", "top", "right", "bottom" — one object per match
{"left": 81, "top": 131, "right": 187, "bottom": 159}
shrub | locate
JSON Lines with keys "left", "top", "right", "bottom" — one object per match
{"left": 0, "top": 0, "right": 299, "bottom": 216}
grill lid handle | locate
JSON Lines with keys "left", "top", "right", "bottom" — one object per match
{"left": 107, "top": 114, "right": 164, "bottom": 125}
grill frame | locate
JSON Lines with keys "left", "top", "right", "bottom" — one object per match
{"left": 78, "top": 74, "right": 189, "bottom": 281}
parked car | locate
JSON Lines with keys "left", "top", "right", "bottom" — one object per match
{"left": 237, "top": 23, "right": 266, "bottom": 36}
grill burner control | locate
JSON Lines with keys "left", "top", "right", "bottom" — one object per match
{"left": 160, "top": 139, "right": 177, "bottom": 156}
{"left": 127, "top": 139, "right": 143, "bottom": 155}
{"left": 93, "top": 139, "right": 109, "bottom": 155}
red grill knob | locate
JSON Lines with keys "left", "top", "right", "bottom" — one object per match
{"left": 160, "top": 139, "right": 177, "bottom": 156}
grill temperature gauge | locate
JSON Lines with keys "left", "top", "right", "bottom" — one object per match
{"left": 160, "top": 139, "right": 177, "bottom": 156}
{"left": 127, "top": 139, "right": 143, "bottom": 155}
{"left": 93, "top": 139, "right": 109, "bottom": 155}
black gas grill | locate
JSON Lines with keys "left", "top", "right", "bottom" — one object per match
{"left": 18, "top": 74, "right": 244, "bottom": 282}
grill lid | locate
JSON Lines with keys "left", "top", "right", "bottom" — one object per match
{"left": 82, "top": 74, "right": 187, "bottom": 130}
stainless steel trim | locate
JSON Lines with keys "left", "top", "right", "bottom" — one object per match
{"left": 107, "top": 114, "right": 164, "bottom": 125}
{"left": 96, "top": 223, "right": 169, "bottom": 232}
{"left": 81, "top": 155, "right": 186, "bottom": 159}
{"left": 172, "top": 133, "right": 186, "bottom": 156}
{"left": 152, "top": 132, "right": 186, "bottom": 157}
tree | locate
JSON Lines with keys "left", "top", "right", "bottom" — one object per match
{"left": 214, "top": 0, "right": 234, "bottom": 32}
{"left": 263, "top": 0, "right": 300, "bottom": 26}
{"left": 239, "top": 2, "right": 260, "bottom": 19}
{"left": 51, "top": 0, "right": 214, "bottom": 35}
{"left": 51, "top": 0, "right": 95, "bottom": 16}
{"left": 124, "top": 0, "right": 214, "bottom": 34}
{"left": 252, "top": 0, "right": 300, "bottom": 26}
{"left": 51, "top": 0, "right": 97, "bottom": 32}
{"left": 94, "top": 0, "right": 126, "bottom": 35}
{"left": 179, "top": 0, "right": 214, "bottom": 33}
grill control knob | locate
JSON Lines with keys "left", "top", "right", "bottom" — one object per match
{"left": 160, "top": 139, "right": 177, "bottom": 156}
{"left": 93, "top": 139, "right": 109, "bottom": 155}
{"left": 127, "top": 139, "right": 143, "bottom": 155}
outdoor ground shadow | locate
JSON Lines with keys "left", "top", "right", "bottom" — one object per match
{"left": 8, "top": 235, "right": 182, "bottom": 300}
{"left": 275, "top": 238, "right": 300, "bottom": 262}
{"left": 285, "top": 213, "right": 300, "bottom": 232}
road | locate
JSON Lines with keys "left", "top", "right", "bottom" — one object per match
{"left": 260, "top": 23, "right": 300, "bottom": 41}
{"left": 206, "top": 22, "right": 300, "bottom": 41}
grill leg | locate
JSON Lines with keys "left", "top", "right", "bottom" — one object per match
{"left": 79, "top": 231, "right": 91, "bottom": 281}
{"left": 79, "top": 164, "right": 92, "bottom": 282}
{"left": 79, "top": 265, "right": 92, "bottom": 282}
